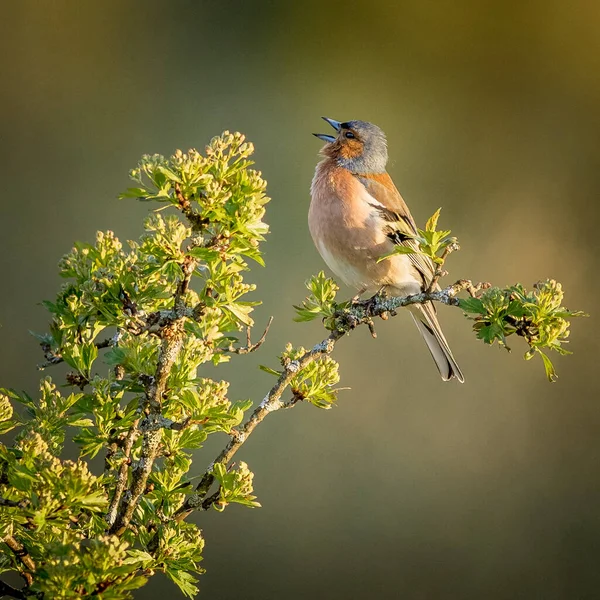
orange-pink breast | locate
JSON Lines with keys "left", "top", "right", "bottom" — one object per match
{"left": 309, "top": 160, "right": 421, "bottom": 294}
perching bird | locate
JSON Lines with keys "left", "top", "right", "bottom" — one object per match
{"left": 309, "top": 117, "right": 464, "bottom": 382}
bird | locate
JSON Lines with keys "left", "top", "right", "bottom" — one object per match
{"left": 309, "top": 117, "right": 464, "bottom": 382}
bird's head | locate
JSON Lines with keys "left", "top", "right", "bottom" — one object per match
{"left": 313, "top": 117, "right": 388, "bottom": 174}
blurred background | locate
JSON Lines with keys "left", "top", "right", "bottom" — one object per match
{"left": 1, "top": 1, "right": 599, "bottom": 598}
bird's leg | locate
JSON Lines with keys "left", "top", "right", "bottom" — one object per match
{"left": 351, "top": 287, "right": 368, "bottom": 305}
{"left": 363, "top": 286, "right": 390, "bottom": 322}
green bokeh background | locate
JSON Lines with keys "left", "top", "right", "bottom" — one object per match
{"left": 1, "top": 2, "right": 599, "bottom": 598}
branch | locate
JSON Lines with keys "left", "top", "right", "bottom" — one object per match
{"left": 174, "top": 183, "right": 209, "bottom": 231}
{"left": 174, "top": 331, "right": 338, "bottom": 520}
{"left": 223, "top": 317, "right": 274, "bottom": 355}
{"left": 37, "top": 337, "right": 114, "bottom": 370}
{"left": 2, "top": 535, "right": 36, "bottom": 587}
{"left": 108, "top": 254, "right": 197, "bottom": 536}
{"left": 108, "top": 321, "right": 185, "bottom": 535}
{"left": 105, "top": 418, "right": 140, "bottom": 528}
{"left": 174, "top": 279, "right": 487, "bottom": 520}
{"left": 0, "top": 498, "right": 29, "bottom": 510}
{"left": 426, "top": 241, "right": 460, "bottom": 293}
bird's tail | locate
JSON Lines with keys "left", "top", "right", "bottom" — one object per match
{"left": 408, "top": 303, "right": 464, "bottom": 383}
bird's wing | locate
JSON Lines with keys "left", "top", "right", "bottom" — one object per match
{"left": 355, "top": 172, "right": 436, "bottom": 285}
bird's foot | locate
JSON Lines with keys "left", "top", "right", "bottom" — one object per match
{"left": 360, "top": 287, "right": 387, "bottom": 316}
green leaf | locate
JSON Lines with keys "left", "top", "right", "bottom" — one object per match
{"left": 376, "top": 245, "right": 419, "bottom": 263}
{"left": 425, "top": 208, "right": 442, "bottom": 231}
{"left": 259, "top": 365, "right": 280, "bottom": 376}
{"left": 165, "top": 568, "right": 199, "bottom": 599}
{"left": 187, "top": 246, "right": 219, "bottom": 261}
{"left": 538, "top": 350, "right": 557, "bottom": 382}
{"left": 178, "top": 428, "right": 208, "bottom": 449}
{"left": 156, "top": 165, "right": 183, "bottom": 184}
{"left": 458, "top": 297, "right": 486, "bottom": 315}
{"left": 224, "top": 303, "right": 254, "bottom": 326}
{"left": 118, "top": 187, "right": 148, "bottom": 200}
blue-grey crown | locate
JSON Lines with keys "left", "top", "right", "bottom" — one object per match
{"left": 340, "top": 120, "right": 388, "bottom": 174}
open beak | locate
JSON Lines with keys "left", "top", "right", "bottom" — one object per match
{"left": 312, "top": 116, "right": 342, "bottom": 143}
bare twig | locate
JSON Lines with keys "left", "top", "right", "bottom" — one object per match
{"left": 225, "top": 317, "right": 274, "bottom": 355}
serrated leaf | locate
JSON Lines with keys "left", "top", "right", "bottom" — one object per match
{"left": 458, "top": 297, "right": 486, "bottom": 314}
{"left": 165, "top": 568, "right": 199, "bottom": 599}
{"left": 425, "top": 208, "right": 442, "bottom": 231}
{"left": 224, "top": 303, "right": 254, "bottom": 326}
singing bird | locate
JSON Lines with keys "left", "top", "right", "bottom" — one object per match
{"left": 309, "top": 117, "right": 464, "bottom": 382}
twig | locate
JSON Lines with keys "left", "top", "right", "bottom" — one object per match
{"left": 225, "top": 317, "right": 273, "bottom": 355}
{"left": 108, "top": 319, "right": 185, "bottom": 536}
{"left": 3, "top": 536, "right": 36, "bottom": 587}
{"left": 174, "top": 183, "right": 208, "bottom": 231}
{"left": 105, "top": 418, "right": 140, "bottom": 528}
{"left": 0, "top": 498, "right": 29, "bottom": 510}
{"left": 174, "top": 332, "right": 339, "bottom": 520}
{"left": 200, "top": 490, "right": 222, "bottom": 512}
{"left": 37, "top": 337, "right": 114, "bottom": 370}
{"left": 426, "top": 241, "right": 460, "bottom": 293}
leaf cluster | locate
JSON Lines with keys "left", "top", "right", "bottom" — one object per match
{"left": 293, "top": 271, "right": 339, "bottom": 327}
{"left": 211, "top": 462, "right": 260, "bottom": 511}
{"left": 459, "top": 279, "right": 587, "bottom": 381}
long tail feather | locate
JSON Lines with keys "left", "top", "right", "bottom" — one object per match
{"left": 408, "top": 303, "right": 464, "bottom": 382}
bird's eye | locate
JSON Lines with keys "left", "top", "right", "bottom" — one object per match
{"left": 344, "top": 131, "right": 355, "bottom": 139}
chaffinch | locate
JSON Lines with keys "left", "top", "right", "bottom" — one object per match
{"left": 309, "top": 117, "right": 464, "bottom": 382}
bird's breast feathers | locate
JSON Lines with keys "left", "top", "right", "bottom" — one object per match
{"left": 309, "top": 160, "right": 421, "bottom": 294}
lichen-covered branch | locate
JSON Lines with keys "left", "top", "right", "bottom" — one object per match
{"left": 176, "top": 279, "right": 483, "bottom": 518}
{"left": 109, "top": 273, "right": 194, "bottom": 535}
{"left": 176, "top": 332, "right": 339, "bottom": 518}
{"left": 105, "top": 418, "right": 140, "bottom": 527}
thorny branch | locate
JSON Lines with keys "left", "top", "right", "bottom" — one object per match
{"left": 108, "top": 238, "right": 201, "bottom": 536}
